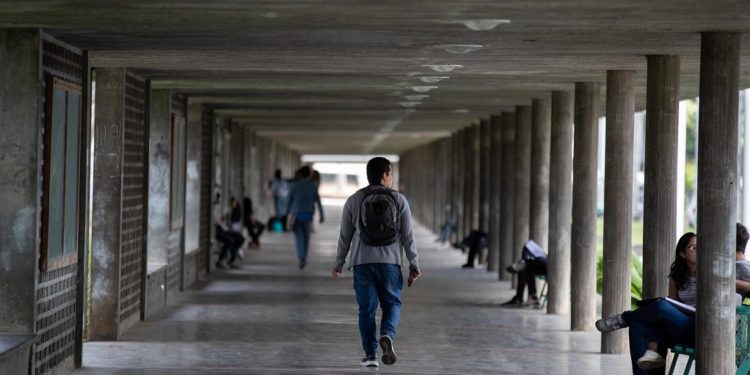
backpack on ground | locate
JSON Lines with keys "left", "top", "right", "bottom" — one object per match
{"left": 359, "top": 185, "right": 400, "bottom": 246}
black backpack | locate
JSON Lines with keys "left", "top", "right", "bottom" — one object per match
{"left": 359, "top": 185, "right": 400, "bottom": 246}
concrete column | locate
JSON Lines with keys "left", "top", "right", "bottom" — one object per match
{"left": 696, "top": 32, "right": 740, "bottom": 375}
{"left": 451, "top": 131, "right": 461, "bottom": 242}
{"left": 571, "top": 82, "right": 600, "bottom": 331}
{"left": 0, "top": 29, "right": 42, "bottom": 333}
{"left": 463, "top": 126, "right": 474, "bottom": 237}
{"left": 146, "top": 90, "right": 172, "bottom": 266}
{"left": 456, "top": 129, "right": 466, "bottom": 240}
{"left": 547, "top": 91, "right": 574, "bottom": 315}
{"left": 601, "top": 70, "right": 636, "bottom": 354}
{"left": 499, "top": 112, "right": 517, "bottom": 280}
{"left": 489, "top": 115, "right": 503, "bottom": 272}
{"left": 472, "top": 124, "right": 482, "bottom": 231}
{"left": 643, "top": 56, "right": 680, "bottom": 301}
{"left": 514, "top": 106, "right": 532, "bottom": 268}
{"left": 90, "top": 68, "right": 127, "bottom": 340}
{"left": 185, "top": 102, "right": 202, "bottom": 254}
{"left": 530, "top": 99, "right": 551, "bottom": 250}
{"left": 480, "top": 119, "right": 492, "bottom": 233}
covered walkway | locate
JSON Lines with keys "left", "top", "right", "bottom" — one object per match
{"left": 78, "top": 206, "right": 630, "bottom": 375}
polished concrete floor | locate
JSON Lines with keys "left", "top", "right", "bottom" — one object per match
{"left": 77, "top": 206, "right": 648, "bottom": 375}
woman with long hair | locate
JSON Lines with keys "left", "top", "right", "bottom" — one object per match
{"left": 595, "top": 232, "right": 697, "bottom": 375}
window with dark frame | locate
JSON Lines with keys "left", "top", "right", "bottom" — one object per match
{"left": 170, "top": 114, "right": 187, "bottom": 230}
{"left": 41, "top": 76, "right": 82, "bottom": 271}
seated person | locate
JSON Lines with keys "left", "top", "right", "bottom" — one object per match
{"left": 502, "top": 239, "right": 547, "bottom": 307}
{"left": 596, "top": 232, "right": 697, "bottom": 373}
{"left": 215, "top": 207, "right": 244, "bottom": 269}
{"left": 453, "top": 230, "right": 488, "bottom": 268}
{"left": 436, "top": 219, "right": 457, "bottom": 244}
{"left": 243, "top": 196, "right": 265, "bottom": 249}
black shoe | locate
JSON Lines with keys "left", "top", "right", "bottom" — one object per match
{"left": 451, "top": 242, "right": 465, "bottom": 250}
{"left": 595, "top": 314, "right": 628, "bottom": 333}
{"left": 361, "top": 353, "right": 378, "bottom": 368}
{"left": 501, "top": 297, "right": 523, "bottom": 307}
{"left": 462, "top": 264, "right": 475, "bottom": 269}
{"left": 298, "top": 260, "right": 307, "bottom": 270}
{"left": 379, "top": 335, "right": 397, "bottom": 365}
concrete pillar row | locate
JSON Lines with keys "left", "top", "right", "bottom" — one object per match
{"left": 547, "top": 91, "right": 574, "bottom": 315}
{"left": 571, "top": 82, "right": 600, "bottom": 331}
{"left": 499, "top": 112, "right": 517, "bottom": 280}
{"left": 642, "top": 55, "right": 680, "bottom": 300}
{"left": 696, "top": 32, "right": 741, "bottom": 375}
{"left": 530, "top": 98, "right": 552, "bottom": 251}
{"left": 513, "top": 106, "right": 532, "bottom": 280}
{"left": 488, "top": 115, "right": 503, "bottom": 272}
{"left": 601, "top": 70, "right": 636, "bottom": 354}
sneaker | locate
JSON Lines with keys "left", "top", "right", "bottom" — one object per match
{"left": 299, "top": 260, "right": 307, "bottom": 270}
{"left": 215, "top": 261, "right": 227, "bottom": 269}
{"left": 229, "top": 262, "right": 242, "bottom": 269}
{"left": 636, "top": 349, "right": 666, "bottom": 369}
{"left": 505, "top": 259, "right": 526, "bottom": 274}
{"left": 379, "top": 335, "right": 397, "bottom": 365}
{"left": 361, "top": 354, "right": 378, "bottom": 368}
{"left": 501, "top": 297, "right": 523, "bottom": 307}
{"left": 461, "top": 264, "right": 475, "bottom": 269}
{"left": 524, "top": 297, "right": 541, "bottom": 308}
{"left": 595, "top": 314, "right": 628, "bottom": 333}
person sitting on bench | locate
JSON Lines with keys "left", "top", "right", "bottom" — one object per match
{"left": 436, "top": 219, "right": 457, "bottom": 244}
{"left": 502, "top": 239, "right": 547, "bottom": 307}
{"left": 452, "top": 230, "right": 488, "bottom": 269}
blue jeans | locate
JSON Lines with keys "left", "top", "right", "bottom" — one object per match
{"left": 292, "top": 219, "right": 312, "bottom": 262}
{"left": 353, "top": 264, "right": 403, "bottom": 355}
{"left": 622, "top": 299, "right": 695, "bottom": 375}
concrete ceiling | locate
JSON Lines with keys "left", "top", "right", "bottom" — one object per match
{"left": 4, "top": 1, "right": 750, "bottom": 154}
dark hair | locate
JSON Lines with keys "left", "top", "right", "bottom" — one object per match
{"left": 738, "top": 222, "right": 749, "bottom": 253}
{"left": 298, "top": 166, "right": 311, "bottom": 178}
{"left": 274, "top": 169, "right": 282, "bottom": 179}
{"left": 669, "top": 232, "right": 697, "bottom": 291}
{"left": 310, "top": 170, "right": 320, "bottom": 183}
{"left": 366, "top": 157, "right": 391, "bottom": 185}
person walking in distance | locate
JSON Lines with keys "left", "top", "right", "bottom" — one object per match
{"left": 331, "top": 157, "right": 421, "bottom": 368}
{"left": 286, "top": 166, "right": 324, "bottom": 269}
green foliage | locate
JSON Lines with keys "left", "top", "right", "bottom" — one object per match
{"left": 596, "top": 248, "right": 644, "bottom": 309}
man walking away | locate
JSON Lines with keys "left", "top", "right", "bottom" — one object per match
{"left": 286, "top": 166, "right": 324, "bottom": 269}
{"left": 331, "top": 157, "right": 421, "bottom": 368}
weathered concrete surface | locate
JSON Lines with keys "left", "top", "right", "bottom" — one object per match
{"left": 571, "top": 82, "right": 600, "bottom": 332}
{"left": 0, "top": 29, "right": 41, "bottom": 333}
{"left": 488, "top": 115, "right": 502, "bottom": 272}
{"left": 499, "top": 112, "right": 516, "bottom": 281}
{"left": 547, "top": 91, "right": 574, "bottom": 315}
{"left": 601, "top": 70, "right": 635, "bottom": 354}
{"left": 89, "top": 67, "right": 126, "bottom": 341}
{"left": 4, "top": 4, "right": 750, "bottom": 154}
{"left": 642, "top": 55, "right": 680, "bottom": 300}
{"left": 529, "top": 98, "right": 551, "bottom": 251}
{"left": 147, "top": 89, "right": 172, "bottom": 266}
{"left": 513, "top": 106, "right": 532, "bottom": 268}
{"left": 184, "top": 101, "right": 203, "bottom": 287}
{"left": 696, "top": 32, "right": 740, "bottom": 375}
{"left": 78, "top": 206, "right": 634, "bottom": 375}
